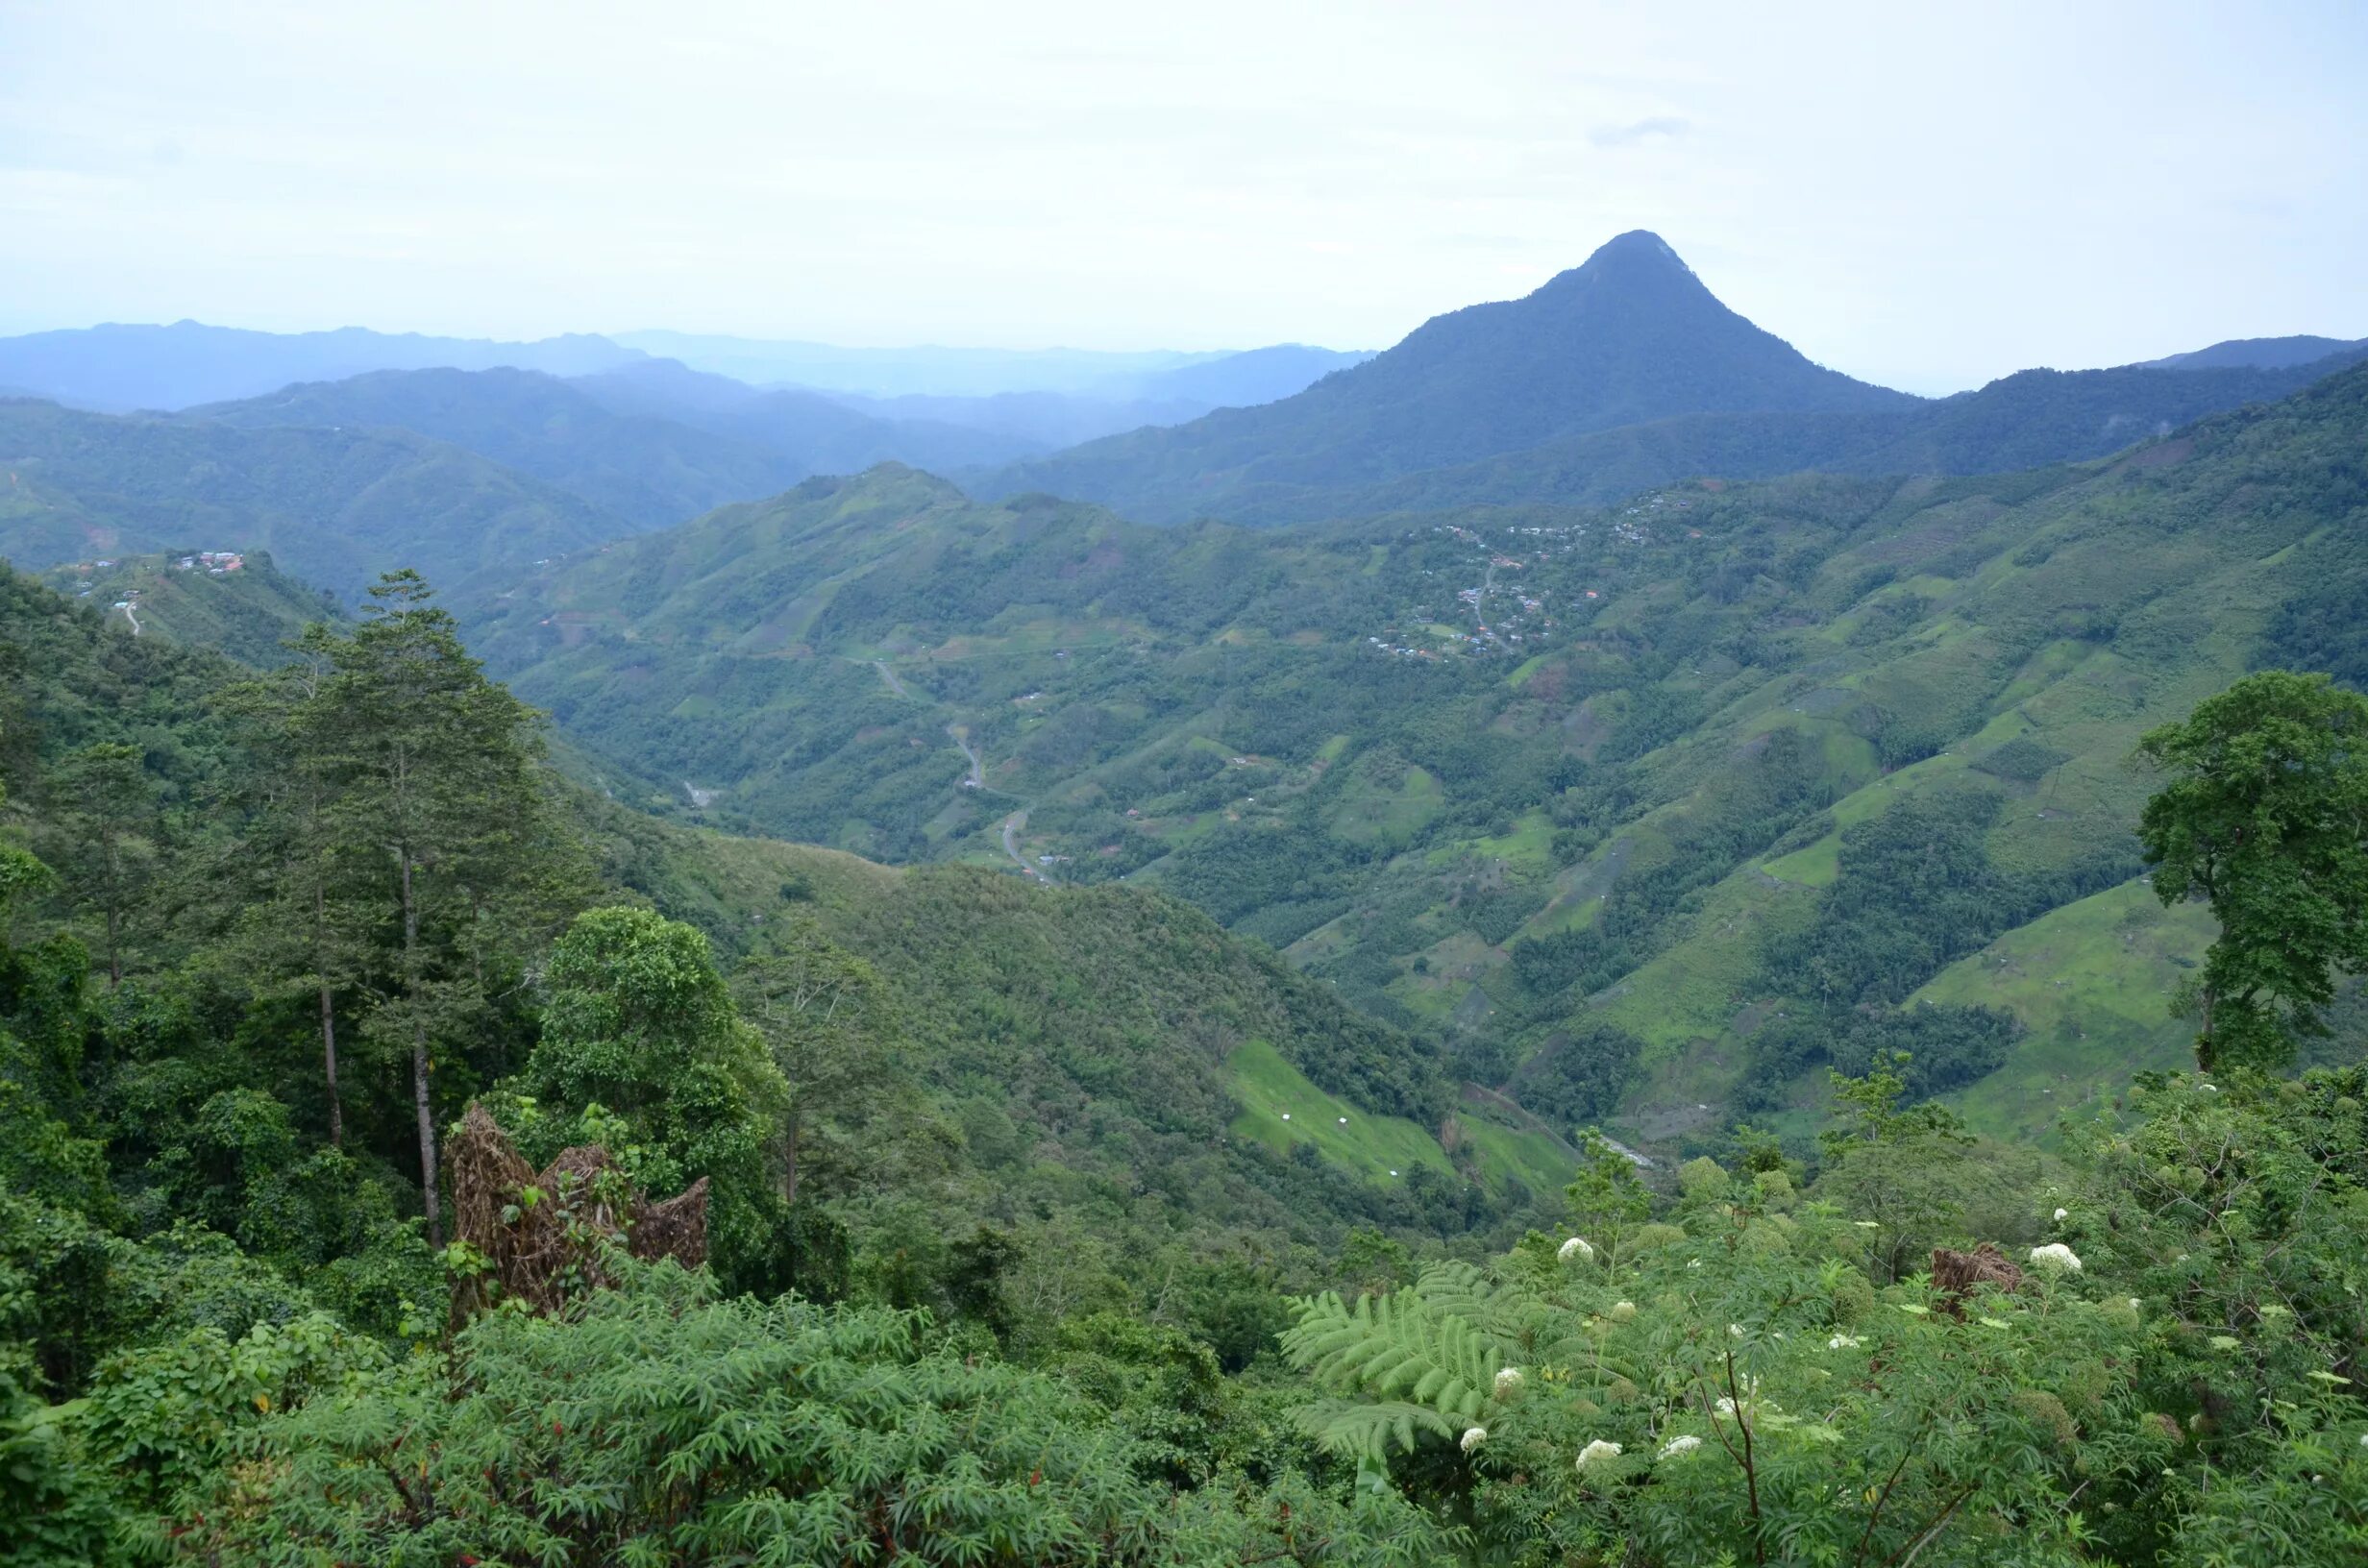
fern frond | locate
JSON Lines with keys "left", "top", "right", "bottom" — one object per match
{"left": 1290, "top": 1398, "right": 1458, "bottom": 1461}
{"left": 1283, "top": 1283, "right": 1502, "bottom": 1427}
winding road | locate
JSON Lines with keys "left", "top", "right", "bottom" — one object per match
{"left": 948, "top": 724, "right": 1036, "bottom": 875}
{"left": 948, "top": 724, "right": 985, "bottom": 789}
{"left": 873, "top": 660, "right": 912, "bottom": 698}
{"left": 999, "top": 809, "right": 1037, "bottom": 876}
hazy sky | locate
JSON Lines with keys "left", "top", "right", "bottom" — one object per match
{"left": 3, "top": 1, "right": 2361, "bottom": 392}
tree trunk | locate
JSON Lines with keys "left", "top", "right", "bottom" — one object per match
{"left": 103, "top": 828, "right": 122, "bottom": 988}
{"left": 401, "top": 848, "right": 443, "bottom": 1247}
{"left": 317, "top": 884, "right": 342, "bottom": 1148}
{"left": 782, "top": 1105, "right": 801, "bottom": 1206}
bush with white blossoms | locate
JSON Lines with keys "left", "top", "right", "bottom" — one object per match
{"left": 1279, "top": 1062, "right": 2368, "bottom": 1568}
{"left": 1283, "top": 1183, "right": 2153, "bottom": 1566}
{"left": 1575, "top": 1438, "right": 1622, "bottom": 1472}
{"left": 1557, "top": 1236, "right": 1594, "bottom": 1262}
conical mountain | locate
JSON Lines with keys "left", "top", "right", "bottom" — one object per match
{"left": 977, "top": 231, "right": 1915, "bottom": 522}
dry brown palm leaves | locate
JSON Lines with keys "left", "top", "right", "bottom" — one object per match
{"left": 449, "top": 1102, "right": 708, "bottom": 1319}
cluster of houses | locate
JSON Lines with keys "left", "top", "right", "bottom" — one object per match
{"left": 173, "top": 551, "right": 244, "bottom": 575}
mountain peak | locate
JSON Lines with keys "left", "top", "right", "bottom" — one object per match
{"left": 1536, "top": 230, "right": 1700, "bottom": 298}
{"left": 976, "top": 228, "right": 1914, "bottom": 523}
{"left": 1587, "top": 229, "right": 1691, "bottom": 271}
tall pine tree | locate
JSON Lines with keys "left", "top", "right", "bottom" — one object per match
{"left": 294, "top": 572, "right": 581, "bottom": 1245}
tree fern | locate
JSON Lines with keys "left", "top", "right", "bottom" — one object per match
{"left": 1286, "top": 1261, "right": 1659, "bottom": 1461}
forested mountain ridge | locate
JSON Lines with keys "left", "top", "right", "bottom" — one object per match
{"left": 0, "top": 318, "right": 644, "bottom": 411}
{"left": 0, "top": 395, "right": 642, "bottom": 598}
{"left": 183, "top": 367, "right": 809, "bottom": 530}
{"left": 978, "top": 230, "right": 1915, "bottom": 521}
{"left": 975, "top": 232, "right": 2368, "bottom": 526}
{"left": 1332, "top": 349, "right": 2368, "bottom": 519}
{"left": 189, "top": 363, "right": 1049, "bottom": 530}
{"left": 461, "top": 363, "right": 2368, "bottom": 1160}
{"left": 2142, "top": 331, "right": 2366, "bottom": 370}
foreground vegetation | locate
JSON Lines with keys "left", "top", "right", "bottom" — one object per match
{"left": 5, "top": 520, "right": 2366, "bottom": 1560}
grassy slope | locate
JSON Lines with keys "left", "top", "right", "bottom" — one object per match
{"left": 1542, "top": 376, "right": 2360, "bottom": 1147}
{"left": 1916, "top": 880, "right": 2216, "bottom": 1139}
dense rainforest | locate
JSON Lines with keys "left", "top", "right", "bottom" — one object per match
{"left": 7, "top": 518, "right": 2368, "bottom": 1560}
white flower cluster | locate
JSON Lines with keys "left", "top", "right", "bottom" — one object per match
{"left": 1827, "top": 1333, "right": 1862, "bottom": 1350}
{"left": 1493, "top": 1367, "right": 1523, "bottom": 1397}
{"left": 1609, "top": 1300, "right": 1637, "bottom": 1322}
{"left": 2053, "top": 1207, "right": 2070, "bottom": 1223}
{"left": 1460, "top": 1425, "right": 1488, "bottom": 1453}
{"left": 1558, "top": 1236, "right": 1594, "bottom": 1262}
{"left": 1658, "top": 1434, "right": 1702, "bottom": 1459}
{"left": 2028, "top": 1242, "right": 2084, "bottom": 1274}
{"left": 1576, "top": 1438, "right": 1622, "bottom": 1471}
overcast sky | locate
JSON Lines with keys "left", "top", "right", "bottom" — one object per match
{"left": 2, "top": 1, "right": 2361, "bottom": 392}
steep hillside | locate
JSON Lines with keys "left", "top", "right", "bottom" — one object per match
{"left": 982, "top": 231, "right": 1914, "bottom": 521}
{"left": 469, "top": 365, "right": 2368, "bottom": 1153}
{"left": 584, "top": 807, "right": 1564, "bottom": 1240}
{"left": 37, "top": 549, "right": 335, "bottom": 666}
{"left": 0, "top": 397, "right": 638, "bottom": 597}
{"left": 454, "top": 464, "right": 1420, "bottom": 853}
{"left": 0, "top": 556, "right": 1549, "bottom": 1256}
{"left": 0, "top": 319, "right": 642, "bottom": 411}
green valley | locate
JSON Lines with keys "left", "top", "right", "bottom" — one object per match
{"left": 452, "top": 362, "right": 2368, "bottom": 1159}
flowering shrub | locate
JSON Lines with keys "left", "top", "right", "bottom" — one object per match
{"left": 1282, "top": 1064, "right": 2368, "bottom": 1565}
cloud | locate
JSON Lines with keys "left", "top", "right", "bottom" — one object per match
{"left": 1588, "top": 116, "right": 1690, "bottom": 149}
